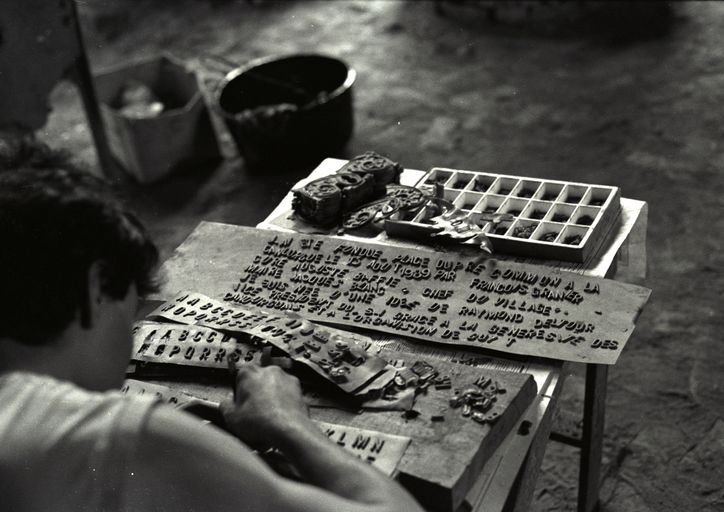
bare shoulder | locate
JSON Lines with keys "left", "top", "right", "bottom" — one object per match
{"left": 125, "top": 405, "right": 379, "bottom": 512}
{"left": 126, "top": 404, "right": 284, "bottom": 511}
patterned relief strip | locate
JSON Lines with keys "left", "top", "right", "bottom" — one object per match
{"left": 144, "top": 291, "right": 396, "bottom": 396}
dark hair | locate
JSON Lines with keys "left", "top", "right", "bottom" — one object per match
{"left": 0, "top": 138, "right": 159, "bottom": 345}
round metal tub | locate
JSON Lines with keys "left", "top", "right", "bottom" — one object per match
{"left": 216, "top": 54, "right": 356, "bottom": 168}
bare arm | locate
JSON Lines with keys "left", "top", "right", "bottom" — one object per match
{"left": 125, "top": 366, "right": 422, "bottom": 512}
{"left": 220, "top": 365, "right": 423, "bottom": 512}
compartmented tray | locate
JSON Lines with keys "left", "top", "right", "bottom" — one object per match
{"left": 415, "top": 168, "right": 621, "bottom": 262}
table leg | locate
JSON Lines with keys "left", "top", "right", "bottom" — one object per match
{"left": 67, "top": 0, "right": 116, "bottom": 176}
{"left": 504, "top": 371, "right": 564, "bottom": 512}
{"left": 578, "top": 363, "right": 607, "bottom": 512}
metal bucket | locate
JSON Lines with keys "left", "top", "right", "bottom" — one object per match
{"left": 215, "top": 54, "right": 355, "bottom": 168}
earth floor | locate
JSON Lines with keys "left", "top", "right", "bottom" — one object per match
{"left": 38, "top": 1, "right": 724, "bottom": 510}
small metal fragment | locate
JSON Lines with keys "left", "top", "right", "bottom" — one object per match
{"left": 475, "top": 376, "right": 492, "bottom": 390}
{"left": 316, "top": 359, "right": 332, "bottom": 372}
{"left": 285, "top": 319, "right": 303, "bottom": 329}
{"left": 449, "top": 395, "right": 463, "bottom": 408}
{"left": 434, "top": 376, "right": 452, "bottom": 390}
{"left": 394, "top": 374, "right": 406, "bottom": 387}
{"left": 395, "top": 368, "right": 419, "bottom": 388}
{"left": 477, "top": 397, "right": 494, "bottom": 412}
{"left": 313, "top": 331, "right": 330, "bottom": 343}
{"left": 329, "top": 366, "right": 350, "bottom": 382}
{"left": 470, "top": 398, "right": 486, "bottom": 409}
{"left": 471, "top": 412, "right": 487, "bottom": 424}
{"left": 410, "top": 361, "right": 437, "bottom": 381}
{"left": 462, "top": 387, "right": 483, "bottom": 398}
{"left": 402, "top": 409, "right": 420, "bottom": 420}
{"left": 462, "top": 404, "right": 472, "bottom": 417}
{"left": 343, "top": 350, "right": 366, "bottom": 366}
{"left": 304, "top": 341, "right": 321, "bottom": 352}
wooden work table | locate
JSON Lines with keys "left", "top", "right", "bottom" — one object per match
{"left": 141, "top": 159, "right": 647, "bottom": 512}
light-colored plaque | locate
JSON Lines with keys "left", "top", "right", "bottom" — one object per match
{"left": 158, "top": 225, "right": 650, "bottom": 364}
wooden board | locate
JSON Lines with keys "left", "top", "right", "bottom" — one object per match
{"left": 308, "top": 354, "right": 537, "bottom": 512}
{"left": 156, "top": 223, "right": 650, "bottom": 364}
{"left": 129, "top": 294, "right": 536, "bottom": 510}
{"left": 133, "top": 358, "right": 536, "bottom": 512}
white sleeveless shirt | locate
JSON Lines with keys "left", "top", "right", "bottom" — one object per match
{"left": 0, "top": 371, "right": 159, "bottom": 511}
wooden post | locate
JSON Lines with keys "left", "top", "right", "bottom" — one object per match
{"left": 66, "top": 0, "right": 115, "bottom": 176}
{"left": 506, "top": 368, "right": 566, "bottom": 512}
{"left": 578, "top": 363, "right": 608, "bottom": 512}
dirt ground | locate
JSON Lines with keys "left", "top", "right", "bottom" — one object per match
{"left": 35, "top": 1, "right": 724, "bottom": 510}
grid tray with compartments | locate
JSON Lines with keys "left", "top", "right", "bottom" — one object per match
{"left": 415, "top": 168, "right": 621, "bottom": 262}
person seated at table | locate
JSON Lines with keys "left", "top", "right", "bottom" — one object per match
{"left": 0, "top": 140, "right": 422, "bottom": 512}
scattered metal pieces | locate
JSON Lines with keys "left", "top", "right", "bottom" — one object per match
{"left": 449, "top": 374, "right": 508, "bottom": 425}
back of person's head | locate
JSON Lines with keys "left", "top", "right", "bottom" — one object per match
{"left": 0, "top": 137, "right": 158, "bottom": 345}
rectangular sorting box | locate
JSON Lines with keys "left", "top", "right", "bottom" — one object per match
{"left": 94, "top": 53, "right": 221, "bottom": 183}
{"left": 415, "top": 168, "right": 621, "bottom": 262}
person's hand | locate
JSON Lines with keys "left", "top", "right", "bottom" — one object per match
{"left": 221, "top": 364, "right": 310, "bottom": 449}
